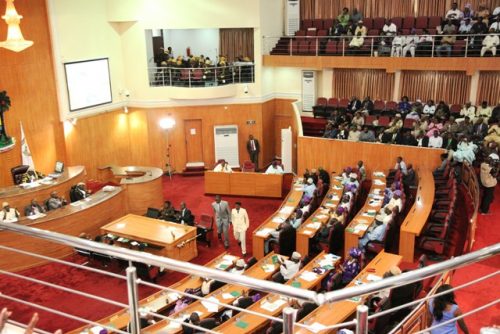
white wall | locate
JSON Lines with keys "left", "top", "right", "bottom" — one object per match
{"left": 162, "top": 29, "right": 220, "bottom": 61}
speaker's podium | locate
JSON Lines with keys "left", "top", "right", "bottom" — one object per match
{"left": 204, "top": 171, "right": 283, "bottom": 198}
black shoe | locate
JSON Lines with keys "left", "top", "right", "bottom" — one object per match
{"left": 237, "top": 241, "right": 241, "bottom": 246}
{"left": 242, "top": 253, "right": 247, "bottom": 257}
{"left": 218, "top": 233, "right": 222, "bottom": 241}
{"left": 224, "top": 245, "right": 229, "bottom": 249}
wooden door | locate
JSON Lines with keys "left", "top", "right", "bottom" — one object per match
{"left": 184, "top": 119, "right": 204, "bottom": 163}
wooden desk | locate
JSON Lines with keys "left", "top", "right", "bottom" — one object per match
{"left": 0, "top": 187, "right": 126, "bottom": 271}
{"left": 68, "top": 252, "right": 238, "bottom": 334}
{"left": 143, "top": 252, "right": 280, "bottom": 333}
{"left": 399, "top": 170, "right": 435, "bottom": 262}
{"left": 101, "top": 214, "right": 197, "bottom": 262}
{"left": 344, "top": 172, "right": 387, "bottom": 258}
{"left": 295, "top": 251, "right": 403, "bottom": 334}
{"left": 252, "top": 180, "right": 304, "bottom": 259}
{"left": 0, "top": 166, "right": 86, "bottom": 214}
{"left": 297, "top": 175, "right": 344, "bottom": 255}
{"left": 215, "top": 252, "right": 340, "bottom": 334}
{"left": 204, "top": 171, "right": 283, "bottom": 198}
{"left": 98, "top": 165, "right": 164, "bottom": 215}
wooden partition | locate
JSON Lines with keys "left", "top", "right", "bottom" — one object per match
{"left": 204, "top": 171, "right": 283, "bottom": 198}
{"left": 298, "top": 137, "right": 445, "bottom": 176}
{"left": 461, "top": 163, "right": 480, "bottom": 252}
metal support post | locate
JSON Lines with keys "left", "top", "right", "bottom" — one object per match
{"left": 283, "top": 306, "right": 297, "bottom": 334}
{"left": 356, "top": 304, "right": 369, "bottom": 334}
{"left": 126, "top": 266, "right": 140, "bottom": 334}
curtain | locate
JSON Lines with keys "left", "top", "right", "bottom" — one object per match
{"left": 477, "top": 72, "right": 500, "bottom": 105}
{"left": 400, "top": 71, "right": 470, "bottom": 104}
{"left": 417, "top": 0, "right": 448, "bottom": 16}
{"left": 301, "top": 0, "right": 416, "bottom": 20}
{"left": 301, "top": 0, "right": 315, "bottom": 20}
{"left": 219, "top": 28, "right": 254, "bottom": 63}
{"left": 332, "top": 69, "right": 394, "bottom": 100}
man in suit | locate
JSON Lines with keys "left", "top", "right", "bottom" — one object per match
{"left": 211, "top": 195, "right": 231, "bottom": 249}
{"left": 47, "top": 191, "right": 67, "bottom": 210}
{"left": 246, "top": 134, "right": 260, "bottom": 168}
{"left": 231, "top": 202, "right": 249, "bottom": 256}
{"left": 24, "top": 199, "right": 46, "bottom": 217}
{"left": 178, "top": 202, "right": 194, "bottom": 226}
{"left": 182, "top": 312, "right": 219, "bottom": 334}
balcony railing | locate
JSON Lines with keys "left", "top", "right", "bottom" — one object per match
{"left": 264, "top": 33, "right": 500, "bottom": 58}
{"left": 148, "top": 63, "right": 255, "bottom": 88}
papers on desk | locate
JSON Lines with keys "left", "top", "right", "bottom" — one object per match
{"left": 70, "top": 201, "right": 82, "bottom": 207}
{"left": 294, "top": 186, "right": 303, "bottom": 191}
{"left": 309, "top": 322, "right": 327, "bottom": 333}
{"left": 324, "top": 253, "right": 341, "bottom": 261}
{"left": 369, "top": 200, "right": 382, "bottom": 207}
{"left": 299, "top": 270, "right": 319, "bottom": 282}
{"left": 222, "top": 293, "right": 235, "bottom": 300}
{"left": 324, "top": 202, "right": 336, "bottom": 208}
{"left": 320, "top": 209, "right": 329, "bottom": 214}
{"left": 353, "top": 224, "right": 369, "bottom": 233}
{"left": 201, "top": 296, "right": 220, "bottom": 312}
{"left": 373, "top": 188, "right": 381, "bottom": 194}
{"left": 262, "top": 264, "right": 276, "bottom": 273}
{"left": 362, "top": 210, "right": 377, "bottom": 217}
{"left": 332, "top": 185, "right": 343, "bottom": 190}
{"left": 318, "top": 258, "right": 336, "bottom": 268}
{"left": 26, "top": 213, "right": 46, "bottom": 220}
{"left": 367, "top": 274, "right": 382, "bottom": 282}
{"left": 164, "top": 319, "right": 182, "bottom": 330}
{"left": 223, "top": 254, "right": 238, "bottom": 262}
{"left": 40, "top": 177, "right": 54, "bottom": 185}
{"left": 216, "top": 260, "right": 233, "bottom": 270}
{"left": 302, "top": 230, "right": 314, "bottom": 235}
{"left": 373, "top": 179, "right": 385, "bottom": 186}
{"left": 373, "top": 172, "right": 386, "bottom": 178}
{"left": 316, "top": 214, "right": 328, "bottom": 220}
{"left": 272, "top": 216, "right": 285, "bottom": 223}
{"left": 19, "top": 181, "right": 41, "bottom": 189}
{"left": 256, "top": 228, "right": 275, "bottom": 237}
{"left": 330, "top": 195, "right": 340, "bottom": 201}
{"left": 148, "top": 296, "right": 168, "bottom": 312}
{"left": 280, "top": 206, "right": 295, "bottom": 214}
{"left": 260, "top": 298, "right": 287, "bottom": 312}
{"left": 334, "top": 176, "right": 343, "bottom": 181}
{"left": 306, "top": 222, "right": 321, "bottom": 230}
{"left": 2, "top": 218, "right": 18, "bottom": 223}
{"left": 167, "top": 292, "right": 181, "bottom": 303}
{"left": 88, "top": 326, "right": 105, "bottom": 334}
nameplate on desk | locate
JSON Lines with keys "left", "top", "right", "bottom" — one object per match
{"left": 26, "top": 213, "right": 46, "bottom": 220}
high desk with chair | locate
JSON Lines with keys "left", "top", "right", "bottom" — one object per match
{"left": 294, "top": 251, "right": 403, "bottom": 334}
{"left": 0, "top": 166, "right": 86, "bottom": 212}
{"left": 204, "top": 171, "right": 284, "bottom": 198}
{"left": 252, "top": 179, "right": 304, "bottom": 259}
{"left": 399, "top": 169, "right": 435, "bottom": 262}
{"left": 0, "top": 187, "right": 125, "bottom": 272}
{"left": 344, "top": 171, "right": 387, "bottom": 258}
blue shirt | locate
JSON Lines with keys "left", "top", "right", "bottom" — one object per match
{"left": 359, "top": 223, "right": 387, "bottom": 248}
{"left": 428, "top": 300, "right": 459, "bottom": 334}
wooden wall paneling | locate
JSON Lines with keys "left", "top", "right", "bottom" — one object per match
{"left": 261, "top": 99, "right": 276, "bottom": 168}
{"left": 297, "top": 137, "right": 445, "bottom": 176}
{"left": 273, "top": 99, "right": 298, "bottom": 171}
{"left": 0, "top": 0, "right": 66, "bottom": 187}
{"left": 127, "top": 110, "right": 152, "bottom": 165}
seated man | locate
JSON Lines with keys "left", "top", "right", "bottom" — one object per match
{"left": 348, "top": 32, "right": 364, "bottom": 51}
{"left": 436, "top": 34, "right": 456, "bottom": 57}
{"left": 354, "top": 21, "right": 367, "bottom": 36}
{"left": 230, "top": 259, "right": 246, "bottom": 275}
{"left": 384, "top": 190, "right": 403, "bottom": 213}
{"left": 71, "top": 182, "right": 91, "bottom": 202}
{"left": 265, "top": 160, "right": 284, "bottom": 175}
{"left": 182, "top": 312, "right": 219, "bottom": 334}
{"left": 302, "top": 178, "right": 316, "bottom": 203}
{"left": 382, "top": 19, "right": 397, "bottom": 36}
{"left": 213, "top": 160, "right": 232, "bottom": 173}
{"left": 391, "top": 33, "right": 404, "bottom": 57}
{"left": 159, "top": 200, "right": 177, "bottom": 221}
{"left": 359, "top": 217, "right": 388, "bottom": 250}
{"left": 24, "top": 199, "right": 46, "bottom": 217}
{"left": 481, "top": 28, "right": 499, "bottom": 57}
{"left": 264, "top": 220, "right": 292, "bottom": 253}
{"left": 46, "top": 191, "right": 67, "bottom": 210}
{"left": 273, "top": 251, "right": 302, "bottom": 283}
{"left": 0, "top": 202, "right": 20, "bottom": 222}
{"left": 289, "top": 209, "right": 303, "bottom": 229}
{"left": 177, "top": 202, "right": 194, "bottom": 226}
{"left": 402, "top": 29, "right": 419, "bottom": 57}
{"left": 445, "top": 2, "right": 463, "bottom": 22}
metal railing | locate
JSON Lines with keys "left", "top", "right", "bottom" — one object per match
{"left": 263, "top": 33, "right": 500, "bottom": 58}
{"left": 0, "top": 221, "right": 498, "bottom": 334}
{"left": 148, "top": 63, "right": 255, "bottom": 87}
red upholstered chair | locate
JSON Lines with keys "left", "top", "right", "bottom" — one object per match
{"left": 415, "top": 16, "right": 428, "bottom": 29}
{"left": 313, "top": 19, "right": 323, "bottom": 30}
{"left": 312, "top": 97, "right": 328, "bottom": 117}
{"left": 402, "top": 16, "right": 415, "bottom": 29}
{"left": 302, "top": 19, "right": 313, "bottom": 29}
{"left": 298, "top": 40, "right": 310, "bottom": 54}
{"left": 419, "top": 218, "right": 450, "bottom": 255}
{"left": 326, "top": 97, "right": 339, "bottom": 112}
{"left": 452, "top": 39, "right": 466, "bottom": 56}
{"left": 427, "top": 16, "right": 442, "bottom": 29}
{"left": 242, "top": 160, "right": 255, "bottom": 172}
{"left": 368, "top": 29, "right": 380, "bottom": 36}
{"left": 323, "top": 19, "right": 333, "bottom": 31}
{"left": 295, "top": 30, "right": 306, "bottom": 40}
{"left": 366, "top": 222, "right": 396, "bottom": 255}
{"left": 391, "top": 17, "right": 403, "bottom": 30}
{"left": 364, "top": 18, "right": 373, "bottom": 30}
{"left": 306, "top": 28, "right": 317, "bottom": 36}
{"left": 372, "top": 17, "right": 385, "bottom": 30}
{"left": 373, "top": 100, "right": 386, "bottom": 113}
{"left": 449, "top": 104, "right": 461, "bottom": 116}
{"left": 196, "top": 214, "right": 214, "bottom": 247}
{"left": 309, "top": 39, "right": 319, "bottom": 55}
{"left": 338, "top": 98, "right": 350, "bottom": 110}
{"left": 324, "top": 40, "right": 338, "bottom": 55}
{"left": 385, "top": 101, "right": 398, "bottom": 112}
{"left": 378, "top": 115, "right": 391, "bottom": 127}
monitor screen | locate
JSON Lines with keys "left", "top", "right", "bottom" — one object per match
{"left": 64, "top": 58, "right": 112, "bottom": 111}
{"left": 54, "top": 161, "right": 64, "bottom": 173}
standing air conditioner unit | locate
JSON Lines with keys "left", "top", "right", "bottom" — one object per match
{"left": 302, "top": 70, "right": 316, "bottom": 112}
{"left": 214, "top": 125, "right": 240, "bottom": 168}
{"left": 285, "top": 0, "right": 300, "bottom": 36}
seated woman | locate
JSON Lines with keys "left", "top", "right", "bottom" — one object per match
{"left": 159, "top": 200, "right": 177, "bottom": 221}
{"left": 330, "top": 206, "right": 346, "bottom": 225}
{"left": 324, "top": 247, "right": 362, "bottom": 291}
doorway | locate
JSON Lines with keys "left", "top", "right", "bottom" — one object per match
{"left": 184, "top": 119, "right": 204, "bottom": 163}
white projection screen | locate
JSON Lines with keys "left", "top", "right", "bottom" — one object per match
{"left": 64, "top": 58, "right": 112, "bottom": 111}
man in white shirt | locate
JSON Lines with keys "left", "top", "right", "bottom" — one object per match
{"left": 213, "top": 160, "right": 232, "bottom": 173}
{"left": 354, "top": 21, "right": 367, "bottom": 36}
{"left": 446, "top": 2, "right": 463, "bottom": 21}
{"left": 0, "top": 202, "right": 20, "bottom": 222}
{"left": 265, "top": 161, "right": 284, "bottom": 175}
{"left": 302, "top": 178, "right": 316, "bottom": 202}
{"left": 382, "top": 19, "right": 397, "bottom": 36}
{"left": 349, "top": 32, "right": 364, "bottom": 49}
{"left": 490, "top": 17, "right": 500, "bottom": 32}
{"left": 391, "top": 33, "right": 404, "bottom": 57}
{"left": 359, "top": 219, "right": 387, "bottom": 249}
{"left": 273, "top": 252, "right": 302, "bottom": 283}
{"left": 428, "top": 130, "right": 443, "bottom": 148}
{"left": 230, "top": 259, "right": 246, "bottom": 275}
{"left": 459, "top": 18, "right": 473, "bottom": 34}
{"left": 231, "top": 202, "right": 249, "bottom": 256}
{"left": 423, "top": 100, "right": 436, "bottom": 115}
{"left": 402, "top": 30, "right": 419, "bottom": 57}
{"left": 459, "top": 102, "right": 476, "bottom": 122}
{"left": 384, "top": 191, "right": 403, "bottom": 213}
{"left": 481, "top": 29, "right": 499, "bottom": 56}
{"left": 395, "top": 156, "right": 408, "bottom": 175}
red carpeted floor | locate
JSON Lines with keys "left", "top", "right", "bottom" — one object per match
{"left": 0, "top": 175, "right": 497, "bottom": 332}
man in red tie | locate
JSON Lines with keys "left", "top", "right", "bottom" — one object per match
{"left": 246, "top": 134, "right": 260, "bottom": 169}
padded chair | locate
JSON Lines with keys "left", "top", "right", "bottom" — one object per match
{"left": 338, "top": 98, "right": 350, "bottom": 110}
{"left": 373, "top": 100, "right": 386, "bottom": 113}
{"left": 366, "top": 222, "right": 396, "bottom": 255}
{"left": 326, "top": 97, "right": 339, "bottom": 112}
{"left": 449, "top": 104, "right": 461, "bottom": 116}
{"left": 297, "top": 40, "right": 310, "bottom": 54}
{"left": 372, "top": 17, "right": 385, "bottom": 30}
{"left": 364, "top": 18, "right": 373, "bottom": 30}
{"left": 271, "top": 223, "right": 296, "bottom": 257}
{"left": 312, "top": 19, "right": 323, "bottom": 30}
{"left": 324, "top": 40, "right": 339, "bottom": 55}
{"left": 145, "top": 207, "right": 161, "bottom": 219}
{"left": 196, "top": 214, "right": 214, "bottom": 247}
{"left": 391, "top": 17, "right": 403, "bottom": 30}
{"left": 402, "top": 16, "right": 415, "bottom": 30}
{"left": 418, "top": 218, "right": 450, "bottom": 255}
{"left": 428, "top": 16, "right": 442, "bottom": 29}
{"left": 415, "top": 16, "right": 428, "bottom": 29}
{"left": 11, "top": 165, "right": 29, "bottom": 185}
{"left": 385, "top": 101, "right": 398, "bottom": 112}
{"left": 242, "top": 160, "right": 256, "bottom": 172}
{"left": 301, "top": 19, "right": 313, "bottom": 30}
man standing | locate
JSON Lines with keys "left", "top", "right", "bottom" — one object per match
{"left": 212, "top": 195, "right": 231, "bottom": 249}
{"left": 246, "top": 135, "right": 260, "bottom": 169}
{"left": 480, "top": 154, "right": 498, "bottom": 214}
{"left": 178, "top": 202, "right": 194, "bottom": 226}
{"left": 231, "top": 202, "right": 249, "bottom": 256}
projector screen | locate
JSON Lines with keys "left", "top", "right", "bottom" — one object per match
{"left": 64, "top": 58, "right": 112, "bottom": 111}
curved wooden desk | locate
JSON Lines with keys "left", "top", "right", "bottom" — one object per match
{"left": 98, "top": 165, "right": 164, "bottom": 215}
{"left": 0, "top": 187, "right": 126, "bottom": 272}
{"left": 0, "top": 166, "right": 86, "bottom": 214}
{"left": 204, "top": 171, "right": 283, "bottom": 198}
{"left": 399, "top": 170, "right": 435, "bottom": 262}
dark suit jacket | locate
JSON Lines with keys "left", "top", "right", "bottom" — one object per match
{"left": 24, "top": 204, "right": 45, "bottom": 216}
{"left": 473, "top": 123, "right": 488, "bottom": 138}
{"left": 246, "top": 139, "right": 260, "bottom": 153}
{"left": 442, "top": 138, "right": 458, "bottom": 151}
{"left": 178, "top": 208, "right": 194, "bottom": 226}
{"left": 348, "top": 99, "right": 362, "bottom": 111}
{"left": 183, "top": 318, "right": 218, "bottom": 334}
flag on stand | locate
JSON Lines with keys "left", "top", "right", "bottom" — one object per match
{"left": 20, "top": 122, "right": 35, "bottom": 170}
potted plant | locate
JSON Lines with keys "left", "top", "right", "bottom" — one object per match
{"left": 0, "top": 90, "right": 13, "bottom": 148}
